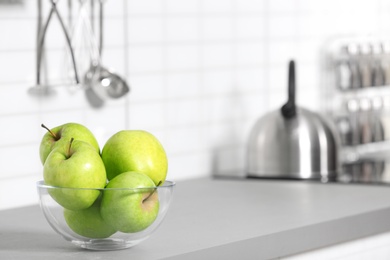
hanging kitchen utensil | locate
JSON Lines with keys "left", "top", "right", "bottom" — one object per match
{"left": 29, "top": 0, "right": 79, "bottom": 96}
{"left": 70, "top": 0, "right": 98, "bottom": 84}
{"left": 84, "top": 0, "right": 129, "bottom": 107}
{"left": 89, "top": 0, "right": 130, "bottom": 100}
{"left": 73, "top": 0, "right": 105, "bottom": 107}
{"left": 246, "top": 60, "right": 340, "bottom": 182}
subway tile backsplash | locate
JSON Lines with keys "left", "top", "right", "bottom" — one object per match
{"left": 1, "top": 0, "right": 390, "bottom": 210}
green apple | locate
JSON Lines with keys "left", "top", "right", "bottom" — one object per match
{"left": 44, "top": 138, "right": 107, "bottom": 210}
{"left": 64, "top": 195, "right": 117, "bottom": 239}
{"left": 39, "top": 122, "right": 100, "bottom": 165}
{"left": 100, "top": 171, "right": 159, "bottom": 233}
{"left": 101, "top": 130, "right": 168, "bottom": 185}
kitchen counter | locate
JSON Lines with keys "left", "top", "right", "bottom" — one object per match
{"left": 2, "top": 177, "right": 390, "bottom": 259}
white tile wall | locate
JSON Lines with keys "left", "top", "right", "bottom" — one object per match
{"left": 0, "top": 0, "right": 390, "bottom": 210}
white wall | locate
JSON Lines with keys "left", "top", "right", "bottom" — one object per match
{"left": 0, "top": 0, "right": 389, "bottom": 210}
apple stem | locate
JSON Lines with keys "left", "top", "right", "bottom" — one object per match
{"left": 143, "top": 181, "right": 162, "bottom": 202}
{"left": 41, "top": 124, "right": 58, "bottom": 140}
{"left": 67, "top": 137, "right": 74, "bottom": 159}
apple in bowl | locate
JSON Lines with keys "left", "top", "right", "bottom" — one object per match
{"left": 39, "top": 123, "right": 100, "bottom": 165}
{"left": 101, "top": 130, "right": 168, "bottom": 185}
{"left": 100, "top": 171, "right": 160, "bottom": 233}
{"left": 43, "top": 138, "right": 107, "bottom": 210}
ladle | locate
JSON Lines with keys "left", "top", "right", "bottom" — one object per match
{"left": 85, "top": 0, "right": 129, "bottom": 102}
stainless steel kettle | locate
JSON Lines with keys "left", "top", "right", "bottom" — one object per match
{"left": 246, "top": 60, "right": 340, "bottom": 182}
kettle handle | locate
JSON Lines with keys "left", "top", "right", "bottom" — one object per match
{"left": 281, "top": 60, "right": 296, "bottom": 118}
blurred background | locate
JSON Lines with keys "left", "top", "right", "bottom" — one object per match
{"left": 1, "top": 0, "right": 390, "bottom": 210}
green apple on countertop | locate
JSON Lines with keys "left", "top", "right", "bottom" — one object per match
{"left": 39, "top": 122, "right": 100, "bottom": 165}
{"left": 100, "top": 171, "right": 160, "bottom": 233}
{"left": 64, "top": 195, "right": 117, "bottom": 239}
{"left": 101, "top": 130, "right": 168, "bottom": 185}
{"left": 43, "top": 138, "right": 107, "bottom": 210}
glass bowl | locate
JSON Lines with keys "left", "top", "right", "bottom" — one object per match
{"left": 36, "top": 180, "right": 175, "bottom": 250}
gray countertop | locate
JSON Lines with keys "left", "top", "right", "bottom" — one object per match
{"left": 2, "top": 177, "right": 390, "bottom": 259}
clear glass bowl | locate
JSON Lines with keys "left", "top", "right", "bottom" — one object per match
{"left": 36, "top": 180, "right": 175, "bottom": 250}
